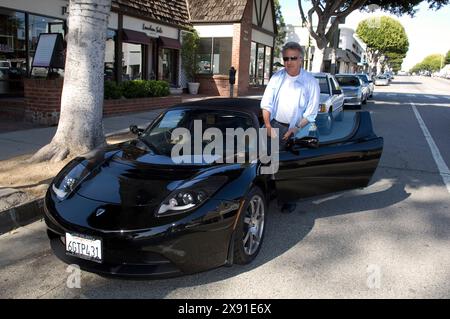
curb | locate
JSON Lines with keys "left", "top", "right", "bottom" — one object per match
{"left": 0, "top": 197, "right": 44, "bottom": 235}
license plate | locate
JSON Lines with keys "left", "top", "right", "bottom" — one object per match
{"left": 66, "top": 233, "right": 102, "bottom": 263}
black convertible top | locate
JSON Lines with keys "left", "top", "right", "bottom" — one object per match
{"left": 171, "top": 98, "right": 263, "bottom": 119}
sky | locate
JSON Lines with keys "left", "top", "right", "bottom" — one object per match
{"left": 279, "top": 0, "right": 450, "bottom": 70}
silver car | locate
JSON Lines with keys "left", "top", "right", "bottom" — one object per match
{"left": 313, "top": 73, "right": 345, "bottom": 133}
{"left": 356, "top": 73, "right": 374, "bottom": 98}
{"left": 335, "top": 74, "right": 365, "bottom": 109}
{"left": 374, "top": 75, "right": 389, "bottom": 86}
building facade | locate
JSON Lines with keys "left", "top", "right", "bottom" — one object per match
{"left": 188, "top": 0, "right": 276, "bottom": 96}
{"left": 0, "top": 0, "right": 190, "bottom": 97}
{"left": 284, "top": 24, "right": 368, "bottom": 74}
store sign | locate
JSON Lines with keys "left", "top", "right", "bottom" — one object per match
{"left": 143, "top": 24, "right": 163, "bottom": 37}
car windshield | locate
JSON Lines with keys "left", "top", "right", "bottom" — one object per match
{"left": 377, "top": 75, "right": 387, "bottom": 79}
{"left": 335, "top": 76, "right": 360, "bottom": 86}
{"left": 314, "top": 76, "right": 330, "bottom": 94}
{"left": 140, "top": 108, "right": 255, "bottom": 158}
{"left": 356, "top": 74, "right": 369, "bottom": 83}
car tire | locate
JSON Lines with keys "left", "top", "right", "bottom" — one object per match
{"left": 233, "top": 186, "right": 266, "bottom": 265}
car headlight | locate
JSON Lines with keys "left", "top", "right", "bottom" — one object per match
{"left": 51, "top": 160, "right": 91, "bottom": 200}
{"left": 157, "top": 176, "right": 228, "bottom": 216}
{"left": 319, "top": 103, "right": 327, "bottom": 113}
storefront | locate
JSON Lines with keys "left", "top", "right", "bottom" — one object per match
{"left": 189, "top": 0, "right": 276, "bottom": 96}
{"left": 0, "top": 0, "right": 190, "bottom": 97}
{"left": 0, "top": 5, "right": 66, "bottom": 96}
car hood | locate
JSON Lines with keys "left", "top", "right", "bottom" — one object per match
{"left": 74, "top": 140, "right": 221, "bottom": 206}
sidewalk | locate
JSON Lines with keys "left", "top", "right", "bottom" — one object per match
{"left": 0, "top": 94, "right": 264, "bottom": 161}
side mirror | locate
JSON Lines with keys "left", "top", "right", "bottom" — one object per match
{"left": 332, "top": 89, "right": 342, "bottom": 95}
{"left": 289, "top": 136, "right": 319, "bottom": 150}
{"left": 129, "top": 125, "right": 144, "bottom": 136}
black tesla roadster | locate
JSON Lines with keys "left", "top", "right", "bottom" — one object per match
{"left": 44, "top": 98, "right": 383, "bottom": 277}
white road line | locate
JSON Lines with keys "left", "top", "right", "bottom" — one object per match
{"left": 386, "top": 93, "right": 397, "bottom": 97}
{"left": 407, "top": 94, "right": 416, "bottom": 97}
{"left": 425, "top": 95, "right": 438, "bottom": 100}
{"left": 312, "top": 193, "right": 344, "bottom": 205}
{"left": 411, "top": 102, "right": 450, "bottom": 195}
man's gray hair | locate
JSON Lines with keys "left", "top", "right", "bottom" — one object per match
{"left": 281, "top": 42, "right": 305, "bottom": 58}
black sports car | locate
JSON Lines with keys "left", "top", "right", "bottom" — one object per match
{"left": 44, "top": 98, "right": 383, "bottom": 277}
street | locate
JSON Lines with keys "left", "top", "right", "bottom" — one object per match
{"left": 0, "top": 75, "right": 449, "bottom": 298}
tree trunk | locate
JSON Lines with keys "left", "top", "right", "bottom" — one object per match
{"left": 30, "top": 0, "right": 111, "bottom": 163}
{"left": 311, "top": 45, "right": 325, "bottom": 72}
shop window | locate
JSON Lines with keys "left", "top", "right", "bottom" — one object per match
{"left": 264, "top": 47, "right": 271, "bottom": 84}
{"left": 28, "top": 14, "right": 65, "bottom": 76}
{"left": 159, "top": 48, "right": 177, "bottom": 86}
{"left": 122, "top": 43, "right": 143, "bottom": 81}
{"left": 212, "top": 38, "right": 232, "bottom": 75}
{"left": 196, "top": 37, "right": 232, "bottom": 75}
{"left": 197, "top": 38, "right": 212, "bottom": 74}
{"left": 249, "top": 42, "right": 257, "bottom": 85}
{"left": 248, "top": 42, "right": 273, "bottom": 86}
{"left": 0, "top": 9, "right": 26, "bottom": 96}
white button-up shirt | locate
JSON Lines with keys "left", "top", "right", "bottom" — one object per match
{"left": 261, "top": 68, "right": 320, "bottom": 129}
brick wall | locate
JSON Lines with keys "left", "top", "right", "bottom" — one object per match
{"left": 233, "top": 0, "right": 253, "bottom": 96}
{"left": 196, "top": 1, "right": 254, "bottom": 97}
{"left": 103, "top": 95, "right": 181, "bottom": 116}
{"left": 23, "top": 79, "right": 181, "bottom": 125}
{"left": 24, "top": 78, "right": 63, "bottom": 125}
{"left": 197, "top": 75, "right": 231, "bottom": 97}
{"left": 0, "top": 98, "right": 26, "bottom": 119}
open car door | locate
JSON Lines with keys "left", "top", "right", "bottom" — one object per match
{"left": 274, "top": 111, "right": 383, "bottom": 202}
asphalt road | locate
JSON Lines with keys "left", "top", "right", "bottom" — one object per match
{"left": 1, "top": 76, "right": 449, "bottom": 298}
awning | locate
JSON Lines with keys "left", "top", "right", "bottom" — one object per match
{"left": 158, "top": 36, "right": 181, "bottom": 50}
{"left": 122, "top": 29, "right": 151, "bottom": 44}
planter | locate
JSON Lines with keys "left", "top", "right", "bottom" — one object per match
{"left": 169, "top": 87, "right": 183, "bottom": 95}
{"left": 188, "top": 82, "right": 200, "bottom": 95}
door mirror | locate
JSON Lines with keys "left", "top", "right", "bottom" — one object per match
{"left": 332, "top": 89, "right": 342, "bottom": 95}
{"left": 289, "top": 136, "right": 319, "bottom": 149}
{"left": 129, "top": 125, "right": 144, "bottom": 136}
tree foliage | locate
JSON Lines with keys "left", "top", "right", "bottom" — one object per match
{"left": 297, "top": 0, "right": 448, "bottom": 71}
{"left": 364, "top": 0, "right": 449, "bottom": 16}
{"left": 180, "top": 30, "right": 200, "bottom": 82}
{"left": 445, "top": 50, "right": 450, "bottom": 65}
{"left": 274, "top": 0, "right": 287, "bottom": 57}
{"left": 356, "top": 17, "right": 408, "bottom": 54}
{"left": 410, "top": 54, "right": 445, "bottom": 72}
{"left": 356, "top": 16, "right": 409, "bottom": 72}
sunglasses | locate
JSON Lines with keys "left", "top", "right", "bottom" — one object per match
{"left": 283, "top": 56, "right": 300, "bottom": 62}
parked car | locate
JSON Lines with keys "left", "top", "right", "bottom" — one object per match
{"left": 335, "top": 74, "right": 366, "bottom": 109}
{"left": 356, "top": 73, "right": 374, "bottom": 98}
{"left": 43, "top": 98, "right": 383, "bottom": 277}
{"left": 313, "top": 72, "right": 345, "bottom": 133}
{"left": 374, "top": 75, "right": 390, "bottom": 86}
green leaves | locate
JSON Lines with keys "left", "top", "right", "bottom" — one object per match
{"left": 356, "top": 16, "right": 409, "bottom": 54}
{"left": 411, "top": 54, "right": 445, "bottom": 72}
{"left": 181, "top": 30, "right": 201, "bottom": 82}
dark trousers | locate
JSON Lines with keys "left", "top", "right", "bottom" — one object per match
{"left": 265, "top": 119, "right": 290, "bottom": 152}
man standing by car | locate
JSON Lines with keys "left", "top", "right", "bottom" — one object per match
{"left": 260, "top": 41, "right": 320, "bottom": 213}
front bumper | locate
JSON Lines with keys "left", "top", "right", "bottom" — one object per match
{"left": 343, "top": 97, "right": 362, "bottom": 106}
{"left": 44, "top": 192, "right": 241, "bottom": 278}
